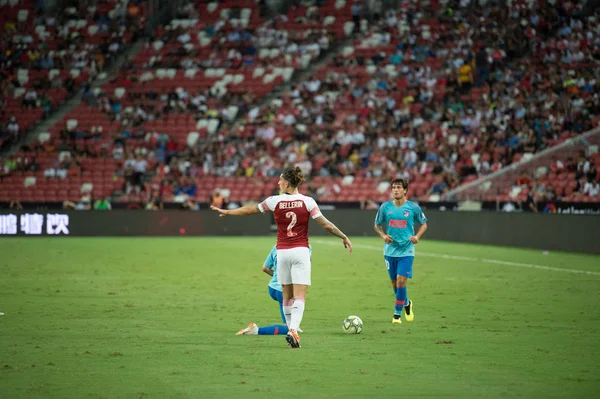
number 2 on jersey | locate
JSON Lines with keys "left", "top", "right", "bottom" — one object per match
{"left": 285, "top": 211, "right": 298, "bottom": 237}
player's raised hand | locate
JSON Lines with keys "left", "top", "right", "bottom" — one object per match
{"left": 343, "top": 236, "right": 353, "bottom": 254}
{"left": 210, "top": 205, "right": 228, "bottom": 217}
{"left": 409, "top": 236, "right": 419, "bottom": 244}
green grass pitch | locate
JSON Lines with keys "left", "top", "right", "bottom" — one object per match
{"left": 1, "top": 237, "right": 599, "bottom": 398}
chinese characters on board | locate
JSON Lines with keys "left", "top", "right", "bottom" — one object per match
{"left": 0, "top": 214, "right": 70, "bottom": 235}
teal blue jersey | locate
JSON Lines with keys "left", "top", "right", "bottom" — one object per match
{"left": 374, "top": 200, "right": 428, "bottom": 258}
{"left": 264, "top": 245, "right": 281, "bottom": 292}
{"left": 264, "top": 244, "right": 312, "bottom": 292}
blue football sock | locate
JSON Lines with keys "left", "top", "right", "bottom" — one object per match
{"left": 258, "top": 325, "right": 288, "bottom": 335}
{"left": 395, "top": 287, "right": 407, "bottom": 315}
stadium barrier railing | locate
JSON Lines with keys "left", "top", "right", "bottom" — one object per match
{"left": 445, "top": 127, "right": 600, "bottom": 202}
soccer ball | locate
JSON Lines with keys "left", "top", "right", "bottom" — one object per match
{"left": 342, "top": 315, "right": 363, "bottom": 334}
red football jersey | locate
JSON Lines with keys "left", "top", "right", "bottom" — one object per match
{"left": 258, "top": 194, "right": 322, "bottom": 249}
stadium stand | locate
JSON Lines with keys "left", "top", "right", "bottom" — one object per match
{"left": 0, "top": 0, "right": 146, "bottom": 148}
{"left": 1, "top": 0, "right": 599, "bottom": 208}
{"left": 444, "top": 127, "right": 600, "bottom": 204}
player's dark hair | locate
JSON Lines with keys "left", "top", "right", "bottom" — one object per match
{"left": 391, "top": 178, "right": 408, "bottom": 190}
{"left": 283, "top": 166, "right": 305, "bottom": 188}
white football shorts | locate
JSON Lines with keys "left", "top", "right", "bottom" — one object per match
{"left": 276, "top": 247, "right": 311, "bottom": 285}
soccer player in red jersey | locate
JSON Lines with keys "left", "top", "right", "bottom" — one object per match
{"left": 211, "top": 167, "right": 352, "bottom": 348}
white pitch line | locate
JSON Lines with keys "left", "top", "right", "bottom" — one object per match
{"left": 312, "top": 240, "right": 600, "bottom": 276}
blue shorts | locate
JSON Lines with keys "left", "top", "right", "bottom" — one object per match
{"left": 384, "top": 256, "right": 414, "bottom": 280}
{"left": 268, "top": 286, "right": 285, "bottom": 324}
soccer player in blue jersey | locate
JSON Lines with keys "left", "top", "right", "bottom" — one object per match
{"left": 374, "top": 178, "right": 428, "bottom": 324}
{"left": 236, "top": 245, "right": 309, "bottom": 335}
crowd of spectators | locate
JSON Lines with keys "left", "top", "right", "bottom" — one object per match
{"left": 190, "top": 0, "right": 600, "bottom": 201}
{"left": 507, "top": 148, "right": 600, "bottom": 209}
{"left": 0, "top": 0, "right": 146, "bottom": 149}
{"left": 2, "top": 0, "right": 599, "bottom": 207}
{"left": 4, "top": 0, "right": 351, "bottom": 205}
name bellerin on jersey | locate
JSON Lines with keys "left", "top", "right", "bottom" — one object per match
{"left": 279, "top": 201, "right": 304, "bottom": 209}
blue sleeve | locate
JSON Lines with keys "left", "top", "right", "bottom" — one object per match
{"left": 375, "top": 203, "right": 386, "bottom": 226}
{"left": 414, "top": 205, "right": 428, "bottom": 225}
{"left": 264, "top": 249, "right": 275, "bottom": 269}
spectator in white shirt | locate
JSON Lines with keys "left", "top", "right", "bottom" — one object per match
{"left": 134, "top": 155, "right": 148, "bottom": 174}
{"left": 283, "top": 113, "right": 296, "bottom": 126}
{"left": 22, "top": 90, "right": 38, "bottom": 108}
{"left": 7, "top": 116, "right": 19, "bottom": 137}
{"left": 584, "top": 180, "right": 600, "bottom": 197}
{"left": 112, "top": 144, "right": 124, "bottom": 160}
{"left": 124, "top": 154, "right": 136, "bottom": 169}
{"left": 257, "top": 124, "right": 275, "bottom": 141}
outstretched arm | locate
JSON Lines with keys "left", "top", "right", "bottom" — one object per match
{"left": 210, "top": 204, "right": 260, "bottom": 217}
{"left": 314, "top": 215, "right": 352, "bottom": 254}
